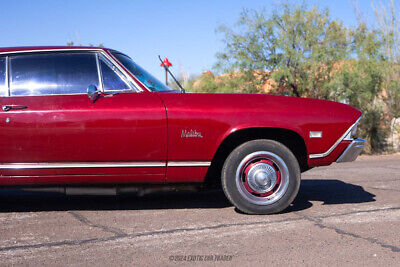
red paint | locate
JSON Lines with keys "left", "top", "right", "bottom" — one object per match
{"left": 0, "top": 92, "right": 167, "bottom": 183}
{"left": 0, "top": 174, "right": 165, "bottom": 186}
{"left": 166, "top": 166, "right": 208, "bottom": 183}
{"left": 308, "top": 141, "right": 351, "bottom": 167}
{"left": 157, "top": 93, "right": 360, "bottom": 166}
{"left": 0, "top": 47, "right": 362, "bottom": 186}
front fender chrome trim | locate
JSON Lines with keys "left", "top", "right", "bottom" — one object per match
{"left": 309, "top": 116, "right": 362, "bottom": 159}
{"left": 167, "top": 161, "right": 211, "bottom": 167}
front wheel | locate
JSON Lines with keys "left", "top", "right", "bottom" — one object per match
{"left": 221, "top": 139, "right": 301, "bottom": 214}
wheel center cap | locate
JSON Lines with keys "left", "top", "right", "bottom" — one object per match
{"left": 246, "top": 163, "right": 277, "bottom": 193}
{"left": 255, "top": 171, "right": 271, "bottom": 186}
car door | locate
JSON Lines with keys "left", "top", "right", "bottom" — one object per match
{"left": 0, "top": 51, "right": 167, "bottom": 185}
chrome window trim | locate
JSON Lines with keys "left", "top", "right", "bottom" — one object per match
{"left": 167, "top": 161, "right": 211, "bottom": 167}
{"left": 0, "top": 48, "right": 104, "bottom": 56}
{"left": 8, "top": 51, "right": 101, "bottom": 97}
{"left": 100, "top": 51, "right": 143, "bottom": 92}
{"left": 3, "top": 93, "right": 95, "bottom": 98}
{"left": 309, "top": 116, "right": 362, "bottom": 159}
{"left": 108, "top": 51, "right": 153, "bottom": 92}
{"left": 0, "top": 48, "right": 143, "bottom": 96}
{"left": 5, "top": 56, "right": 9, "bottom": 96}
{"left": 95, "top": 53, "right": 104, "bottom": 92}
{"left": 8, "top": 55, "right": 13, "bottom": 96}
{"left": 98, "top": 53, "right": 135, "bottom": 92}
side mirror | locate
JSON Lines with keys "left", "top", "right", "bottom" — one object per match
{"left": 87, "top": 85, "right": 100, "bottom": 102}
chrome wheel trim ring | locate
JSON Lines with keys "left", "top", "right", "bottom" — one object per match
{"left": 235, "top": 151, "right": 290, "bottom": 206}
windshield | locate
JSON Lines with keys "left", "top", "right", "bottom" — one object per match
{"left": 112, "top": 52, "right": 173, "bottom": 92}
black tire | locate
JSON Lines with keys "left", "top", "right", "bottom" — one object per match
{"left": 221, "top": 139, "right": 301, "bottom": 214}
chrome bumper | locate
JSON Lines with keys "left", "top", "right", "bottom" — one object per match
{"left": 336, "top": 138, "right": 366, "bottom": 163}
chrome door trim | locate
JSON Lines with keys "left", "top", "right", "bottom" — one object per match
{"left": 0, "top": 162, "right": 166, "bottom": 169}
{"left": 167, "top": 161, "right": 211, "bottom": 167}
{"left": 309, "top": 116, "right": 362, "bottom": 159}
{"left": 0, "top": 161, "right": 212, "bottom": 169}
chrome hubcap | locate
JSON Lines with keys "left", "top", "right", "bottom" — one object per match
{"left": 246, "top": 163, "right": 277, "bottom": 193}
{"left": 235, "top": 151, "right": 290, "bottom": 206}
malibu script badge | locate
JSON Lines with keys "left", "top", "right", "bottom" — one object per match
{"left": 181, "top": 129, "right": 203, "bottom": 138}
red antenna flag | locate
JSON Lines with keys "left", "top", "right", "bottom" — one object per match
{"left": 160, "top": 58, "right": 172, "bottom": 67}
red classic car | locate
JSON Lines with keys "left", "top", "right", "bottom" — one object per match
{"left": 0, "top": 46, "right": 365, "bottom": 214}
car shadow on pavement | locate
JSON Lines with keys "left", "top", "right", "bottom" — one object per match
{"left": 0, "top": 179, "right": 375, "bottom": 213}
{"left": 0, "top": 189, "right": 233, "bottom": 213}
{"left": 286, "top": 179, "right": 376, "bottom": 213}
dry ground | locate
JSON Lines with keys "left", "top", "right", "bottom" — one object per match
{"left": 0, "top": 154, "right": 399, "bottom": 266}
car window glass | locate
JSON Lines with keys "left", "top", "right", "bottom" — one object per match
{"left": 0, "top": 57, "right": 6, "bottom": 96}
{"left": 100, "top": 58, "right": 131, "bottom": 91}
{"left": 112, "top": 52, "right": 173, "bottom": 92}
{"left": 10, "top": 53, "right": 99, "bottom": 96}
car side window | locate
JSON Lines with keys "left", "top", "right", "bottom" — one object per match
{"left": 9, "top": 53, "right": 99, "bottom": 96}
{"left": 0, "top": 57, "right": 6, "bottom": 96}
{"left": 99, "top": 56, "right": 131, "bottom": 91}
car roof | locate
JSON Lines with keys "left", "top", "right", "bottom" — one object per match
{"left": 0, "top": 46, "right": 109, "bottom": 54}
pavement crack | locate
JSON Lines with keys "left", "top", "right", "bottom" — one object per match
{"left": 352, "top": 178, "right": 400, "bottom": 183}
{"left": 318, "top": 206, "right": 400, "bottom": 219}
{"left": 68, "top": 211, "right": 127, "bottom": 237}
{"left": 0, "top": 216, "right": 305, "bottom": 252}
{"left": 366, "top": 186, "right": 400, "bottom": 192}
{"left": 0, "top": 236, "right": 123, "bottom": 253}
{"left": 2, "top": 206, "right": 400, "bottom": 253}
{"left": 295, "top": 212, "right": 400, "bottom": 253}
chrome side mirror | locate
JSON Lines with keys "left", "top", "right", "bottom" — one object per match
{"left": 87, "top": 85, "right": 100, "bottom": 102}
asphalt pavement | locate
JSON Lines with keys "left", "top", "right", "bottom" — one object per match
{"left": 0, "top": 154, "right": 399, "bottom": 266}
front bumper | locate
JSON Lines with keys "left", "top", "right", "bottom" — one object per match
{"left": 336, "top": 138, "right": 366, "bottom": 163}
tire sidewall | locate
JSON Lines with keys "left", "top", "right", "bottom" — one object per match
{"left": 222, "top": 139, "right": 301, "bottom": 214}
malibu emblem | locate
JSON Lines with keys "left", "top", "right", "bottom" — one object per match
{"left": 181, "top": 129, "right": 203, "bottom": 138}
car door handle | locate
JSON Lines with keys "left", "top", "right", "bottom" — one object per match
{"left": 2, "top": 105, "right": 28, "bottom": 112}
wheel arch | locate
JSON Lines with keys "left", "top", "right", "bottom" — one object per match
{"left": 204, "top": 127, "right": 309, "bottom": 187}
